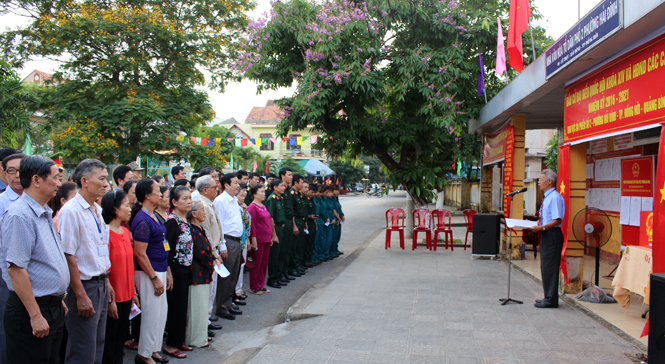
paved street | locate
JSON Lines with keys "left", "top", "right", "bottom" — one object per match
{"left": 124, "top": 190, "right": 407, "bottom": 363}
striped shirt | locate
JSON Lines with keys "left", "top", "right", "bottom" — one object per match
{"left": 0, "top": 193, "right": 70, "bottom": 296}
{"left": 58, "top": 193, "right": 111, "bottom": 280}
{"left": 0, "top": 187, "right": 21, "bottom": 216}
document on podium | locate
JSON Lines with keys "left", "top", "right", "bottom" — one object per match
{"left": 505, "top": 218, "right": 538, "bottom": 230}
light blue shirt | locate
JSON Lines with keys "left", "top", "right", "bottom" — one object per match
{"left": 541, "top": 187, "right": 565, "bottom": 228}
{"left": 0, "top": 187, "right": 21, "bottom": 216}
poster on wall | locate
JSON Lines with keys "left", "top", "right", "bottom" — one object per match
{"left": 620, "top": 156, "right": 654, "bottom": 245}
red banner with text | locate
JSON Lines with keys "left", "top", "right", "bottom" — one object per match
{"left": 483, "top": 121, "right": 511, "bottom": 165}
{"left": 502, "top": 126, "right": 515, "bottom": 213}
{"left": 564, "top": 33, "right": 665, "bottom": 143}
{"left": 620, "top": 156, "right": 654, "bottom": 197}
{"left": 652, "top": 123, "right": 665, "bottom": 274}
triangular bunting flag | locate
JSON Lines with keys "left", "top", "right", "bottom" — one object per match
{"left": 311, "top": 135, "right": 318, "bottom": 144}
{"left": 190, "top": 137, "right": 196, "bottom": 144}
{"left": 255, "top": 138, "right": 262, "bottom": 147}
{"left": 235, "top": 139, "right": 241, "bottom": 147}
{"left": 177, "top": 136, "right": 184, "bottom": 142}
{"left": 241, "top": 139, "right": 248, "bottom": 147}
{"left": 269, "top": 137, "right": 277, "bottom": 144}
{"left": 296, "top": 136, "right": 303, "bottom": 145}
{"left": 250, "top": 138, "right": 256, "bottom": 145}
{"left": 302, "top": 136, "right": 309, "bottom": 141}
{"left": 201, "top": 138, "right": 208, "bottom": 146}
{"left": 228, "top": 138, "right": 234, "bottom": 142}
{"left": 208, "top": 138, "right": 215, "bottom": 146}
{"left": 282, "top": 137, "right": 289, "bottom": 142}
{"left": 289, "top": 137, "right": 296, "bottom": 145}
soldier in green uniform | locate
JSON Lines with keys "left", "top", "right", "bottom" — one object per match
{"left": 289, "top": 175, "right": 309, "bottom": 275}
{"left": 278, "top": 168, "right": 298, "bottom": 282}
{"left": 313, "top": 185, "right": 332, "bottom": 262}
{"left": 305, "top": 183, "right": 319, "bottom": 266}
{"left": 265, "top": 178, "right": 287, "bottom": 289}
{"left": 244, "top": 172, "right": 261, "bottom": 206}
{"left": 330, "top": 185, "right": 345, "bottom": 256}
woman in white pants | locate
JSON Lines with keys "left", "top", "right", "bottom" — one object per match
{"left": 130, "top": 179, "right": 173, "bottom": 364}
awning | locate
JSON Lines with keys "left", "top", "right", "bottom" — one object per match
{"left": 303, "top": 159, "right": 335, "bottom": 176}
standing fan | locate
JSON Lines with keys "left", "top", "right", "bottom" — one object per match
{"left": 572, "top": 208, "right": 613, "bottom": 286}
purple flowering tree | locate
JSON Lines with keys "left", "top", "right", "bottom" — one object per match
{"left": 237, "top": 0, "right": 549, "bottom": 206}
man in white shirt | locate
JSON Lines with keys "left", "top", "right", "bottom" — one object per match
{"left": 0, "top": 154, "right": 25, "bottom": 215}
{"left": 213, "top": 173, "right": 243, "bottom": 320}
{"left": 58, "top": 159, "right": 113, "bottom": 364}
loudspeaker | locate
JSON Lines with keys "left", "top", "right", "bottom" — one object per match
{"left": 472, "top": 214, "right": 499, "bottom": 255}
{"left": 648, "top": 273, "right": 665, "bottom": 362}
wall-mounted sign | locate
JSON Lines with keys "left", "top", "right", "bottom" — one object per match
{"left": 546, "top": 0, "right": 622, "bottom": 79}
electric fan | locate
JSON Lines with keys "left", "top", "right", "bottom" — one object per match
{"left": 571, "top": 208, "right": 613, "bottom": 286}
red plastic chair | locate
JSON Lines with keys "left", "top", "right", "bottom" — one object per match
{"left": 385, "top": 208, "right": 406, "bottom": 249}
{"left": 462, "top": 209, "right": 477, "bottom": 251}
{"left": 432, "top": 209, "right": 453, "bottom": 251}
{"left": 412, "top": 209, "right": 432, "bottom": 250}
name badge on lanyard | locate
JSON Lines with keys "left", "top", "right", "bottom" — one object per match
{"left": 89, "top": 209, "right": 109, "bottom": 257}
{"left": 163, "top": 234, "right": 170, "bottom": 251}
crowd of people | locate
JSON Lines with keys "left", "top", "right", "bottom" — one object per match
{"left": 0, "top": 147, "right": 346, "bottom": 364}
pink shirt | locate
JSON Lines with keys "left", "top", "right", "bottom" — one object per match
{"left": 248, "top": 202, "right": 273, "bottom": 243}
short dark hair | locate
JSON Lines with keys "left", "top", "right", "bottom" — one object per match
{"left": 293, "top": 174, "right": 304, "bottom": 184}
{"left": 278, "top": 168, "right": 292, "bottom": 178}
{"left": 309, "top": 183, "right": 317, "bottom": 191}
{"left": 236, "top": 170, "right": 248, "bottom": 179}
{"left": 73, "top": 159, "right": 107, "bottom": 188}
{"left": 49, "top": 182, "right": 78, "bottom": 216}
{"left": 171, "top": 165, "right": 184, "bottom": 178}
{"left": 259, "top": 176, "right": 265, "bottom": 183}
{"left": 238, "top": 182, "right": 247, "bottom": 192}
{"left": 2, "top": 153, "right": 25, "bottom": 171}
{"left": 19, "top": 155, "right": 55, "bottom": 189}
{"left": 112, "top": 165, "right": 133, "bottom": 185}
{"left": 266, "top": 173, "right": 277, "bottom": 179}
{"left": 101, "top": 190, "right": 127, "bottom": 224}
{"left": 152, "top": 174, "right": 164, "bottom": 183}
{"left": 0, "top": 147, "right": 21, "bottom": 163}
{"left": 220, "top": 173, "right": 236, "bottom": 190}
{"left": 198, "top": 166, "right": 213, "bottom": 177}
{"left": 159, "top": 185, "right": 169, "bottom": 195}
{"left": 271, "top": 178, "right": 283, "bottom": 188}
{"left": 170, "top": 186, "right": 191, "bottom": 211}
{"left": 173, "top": 178, "right": 189, "bottom": 187}
{"left": 250, "top": 184, "right": 263, "bottom": 196}
{"left": 248, "top": 172, "right": 260, "bottom": 180}
{"left": 122, "top": 179, "right": 137, "bottom": 194}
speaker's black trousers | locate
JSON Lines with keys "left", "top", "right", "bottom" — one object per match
{"left": 539, "top": 227, "right": 564, "bottom": 305}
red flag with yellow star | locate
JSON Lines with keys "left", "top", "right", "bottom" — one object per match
{"left": 652, "top": 123, "right": 665, "bottom": 274}
{"left": 558, "top": 144, "right": 570, "bottom": 285}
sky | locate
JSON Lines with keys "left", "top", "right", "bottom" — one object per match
{"left": 5, "top": 0, "right": 603, "bottom": 123}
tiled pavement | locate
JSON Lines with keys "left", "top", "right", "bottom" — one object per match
{"left": 245, "top": 231, "right": 643, "bottom": 364}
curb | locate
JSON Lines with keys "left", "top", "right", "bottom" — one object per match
{"left": 508, "top": 260, "right": 648, "bottom": 354}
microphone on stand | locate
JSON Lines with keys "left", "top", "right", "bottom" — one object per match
{"left": 506, "top": 188, "right": 527, "bottom": 197}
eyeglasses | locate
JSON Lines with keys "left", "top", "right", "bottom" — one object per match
{"left": 5, "top": 168, "right": 18, "bottom": 175}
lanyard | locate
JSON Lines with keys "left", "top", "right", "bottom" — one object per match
{"left": 88, "top": 208, "right": 103, "bottom": 235}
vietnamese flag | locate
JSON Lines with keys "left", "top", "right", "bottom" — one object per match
{"left": 652, "top": 122, "right": 665, "bottom": 274}
{"left": 558, "top": 144, "right": 570, "bottom": 285}
{"left": 507, "top": 0, "right": 531, "bottom": 73}
{"left": 265, "top": 159, "right": 270, "bottom": 174}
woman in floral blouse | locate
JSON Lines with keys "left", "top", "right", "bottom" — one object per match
{"left": 163, "top": 186, "right": 193, "bottom": 358}
{"left": 186, "top": 199, "right": 216, "bottom": 347}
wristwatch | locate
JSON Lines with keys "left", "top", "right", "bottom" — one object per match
{"left": 542, "top": 226, "right": 547, "bottom": 231}
{"left": 150, "top": 275, "right": 158, "bottom": 281}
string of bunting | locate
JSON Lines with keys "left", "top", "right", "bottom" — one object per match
{"left": 175, "top": 135, "right": 322, "bottom": 147}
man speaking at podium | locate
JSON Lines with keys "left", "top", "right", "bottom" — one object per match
{"left": 528, "top": 169, "right": 565, "bottom": 308}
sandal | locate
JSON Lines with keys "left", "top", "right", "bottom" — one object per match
{"left": 250, "top": 289, "right": 263, "bottom": 295}
{"left": 125, "top": 340, "right": 139, "bottom": 350}
{"left": 178, "top": 345, "right": 193, "bottom": 351}
{"left": 237, "top": 292, "right": 248, "bottom": 299}
{"left": 261, "top": 287, "right": 271, "bottom": 293}
{"left": 163, "top": 349, "right": 186, "bottom": 359}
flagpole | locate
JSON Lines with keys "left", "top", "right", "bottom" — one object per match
{"left": 484, "top": 92, "right": 487, "bottom": 104}
{"left": 529, "top": 24, "right": 537, "bottom": 63}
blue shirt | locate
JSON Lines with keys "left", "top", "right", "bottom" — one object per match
{"left": 0, "top": 187, "right": 21, "bottom": 216}
{"left": 541, "top": 187, "right": 565, "bottom": 228}
{"left": 0, "top": 179, "right": 7, "bottom": 193}
{"left": 132, "top": 209, "right": 169, "bottom": 272}
{"left": 0, "top": 193, "right": 70, "bottom": 297}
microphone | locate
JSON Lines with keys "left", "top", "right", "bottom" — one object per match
{"left": 506, "top": 188, "right": 527, "bottom": 197}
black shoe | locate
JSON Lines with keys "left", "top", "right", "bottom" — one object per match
{"left": 534, "top": 302, "right": 558, "bottom": 308}
{"left": 152, "top": 356, "right": 169, "bottom": 363}
{"left": 299, "top": 265, "right": 308, "bottom": 270}
{"left": 234, "top": 299, "right": 246, "bottom": 306}
{"left": 284, "top": 275, "right": 296, "bottom": 280}
{"left": 209, "top": 316, "right": 219, "bottom": 322}
{"left": 304, "top": 262, "right": 314, "bottom": 268}
{"left": 229, "top": 307, "right": 242, "bottom": 315}
{"left": 135, "top": 355, "right": 149, "bottom": 364}
{"left": 535, "top": 299, "right": 546, "bottom": 304}
{"left": 233, "top": 293, "right": 247, "bottom": 301}
{"left": 267, "top": 282, "right": 282, "bottom": 289}
{"left": 219, "top": 312, "right": 236, "bottom": 320}
{"left": 279, "top": 278, "right": 290, "bottom": 284}
{"left": 231, "top": 303, "right": 240, "bottom": 310}
{"left": 289, "top": 271, "right": 302, "bottom": 277}
{"left": 208, "top": 323, "right": 223, "bottom": 330}
{"left": 208, "top": 330, "right": 216, "bottom": 337}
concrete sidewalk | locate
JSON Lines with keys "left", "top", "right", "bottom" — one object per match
{"left": 244, "top": 231, "right": 643, "bottom": 364}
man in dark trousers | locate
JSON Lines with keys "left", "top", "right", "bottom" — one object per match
{"left": 528, "top": 169, "right": 565, "bottom": 308}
